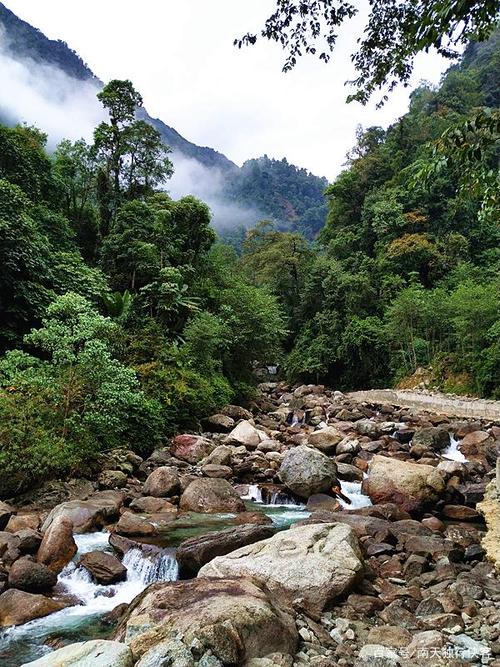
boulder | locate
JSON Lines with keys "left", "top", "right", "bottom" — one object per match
{"left": 8, "top": 558, "right": 57, "bottom": 593}
{"left": 225, "top": 420, "right": 265, "bottom": 449}
{"left": 143, "top": 466, "right": 180, "bottom": 497}
{"left": 5, "top": 512, "right": 40, "bottom": 532}
{"left": 179, "top": 478, "right": 245, "bottom": 513}
{"left": 362, "top": 455, "right": 445, "bottom": 512}
{"left": 16, "top": 528, "right": 42, "bottom": 554}
{"left": 21, "top": 639, "right": 133, "bottom": 666}
{"left": 0, "top": 589, "right": 68, "bottom": 627}
{"left": 442, "top": 505, "right": 480, "bottom": 521}
{"left": 279, "top": 445, "right": 338, "bottom": 499}
{"left": 336, "top": 462, "right": 364, "bottom": 482}
{"left": 79, "top": 550, "right": 127, "bottom": 584}
{"left": 221, "top": 404, "right": 253, "bottom": 420}
{"left": 170, "top": 434, "right": 214, "bottom": 464}
{"left": 0, "top": 531, "right": 21, "bottom": 564}
{"left": 177, "top": 524, "right": 275, "bottom": 576}
{"left": 41, "top": 491, "right": 125, "bottom": 534}
{"left": 37, "top": 516, "right": 77, "bottom": 574}
{"left": 129, "top": 497, "right": 177, "bottom": 514}
{"left": 307, "top": 426, "right": 344, "bottom": 453}
{"left": 113, "top": 578, "right": 297, "bottom": 663}
{"left": 306, "top": 494, "right": 341, "bottom": 513}
{"left": 201, "top": 444, "right": 233, "bottom": 466}
{"left": 199, "top": 523, "right": 363, "bottom": 615}
{"left": 460, "top": 430, "right": 497, "bottom": 463}
{"left": 203, "top": 413, "right": 235, "bottom": 432}
{"left": 201, "top": 463, "right": 233, "bottom": 478}
{"left": 355, "top": 420, "right": 382, "bottom": 438}
{"left": 412, "top": 427, "right": 450, "bottom": 451}
{"left": 114, "top": 512, "right": 158, "bottom": 537}
{"left": 98, "top": 470, "right": 128, "bottom": 490}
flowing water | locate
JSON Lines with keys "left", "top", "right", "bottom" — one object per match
{"left": 338, "top": 480, "right": 372, "bottom": 510}
{"left": 442, "top": 435, "right": 468, "bottom": 463}
{"left": 0, "top": 533, "right": 178, "bottom": 667}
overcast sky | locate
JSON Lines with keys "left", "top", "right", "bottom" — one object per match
{"left": 4, "top": 0, "right": 450, "bottom": 180}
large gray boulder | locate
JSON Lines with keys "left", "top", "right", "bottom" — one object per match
{"left": 279, "top": 445, "right": 338, "bottom": 498}
{"left": 113, "top": 577, "right": 297, "bottom": 664}
{"left": 179, "top": 478, "right": 245, "bottom": 513}
{"left": 21, "top": 639, "right": 133, "bottom": 666}
{"left": 198, "top": 522, "right": 363, "bottom": 615}
{"left": 41, "top": 491, "right": 124, "bottom": 534}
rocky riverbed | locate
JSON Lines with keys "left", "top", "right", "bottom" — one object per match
{"left": 0, "top": 382, "right": 499, "bottom": 667}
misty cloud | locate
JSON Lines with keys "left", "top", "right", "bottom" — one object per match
{"left": 166, "top": 152, "right": 263, "bottom": 231}
{"left": 0, "top": 24, "right": 104, "bottom": 147}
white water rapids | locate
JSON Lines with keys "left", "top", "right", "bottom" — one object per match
{"left": 0, "top": 532, "right": 178, "bottom": 666}
{"left": 442, "top": 435, "right": 468, "bottom": 462}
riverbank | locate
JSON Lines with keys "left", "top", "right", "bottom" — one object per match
{"left": 0, "top": 383, "right": 499, "bottom": 666}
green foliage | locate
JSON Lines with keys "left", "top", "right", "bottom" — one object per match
{"left": 239, "top": 1, "right": 499, "bottom": 105}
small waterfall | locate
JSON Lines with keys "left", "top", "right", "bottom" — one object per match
{"left": 0, "top": 535, "right": 179, "bottom": 666}
{"left": 268, "top": 490, "right": 304, "bottom": 508}
{"left": 338, "top": 480, "right": 372, "bottom": 510}
{"left": 442, "top": 435, "right": 468, "bottom": 463}
{"left": 241, "top": 484, "right": 263, "bottom": 503}
{"left": 122, "top": 548, "right": 178, "bottom": 585}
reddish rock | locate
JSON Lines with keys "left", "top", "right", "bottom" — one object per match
{"left": 79, "top": 550, "right": 127, "bottom": 584}
{"left": 442, "top": 505, "right": 481, "bottom": 521}
{"left": 171, "top": 434, "right": 215, "bottom": 463}
{"left": 114, "top": 512, "right": 158, "bottom": 537}
{"left": 129, "top": 497, "right": 177, "bottom": 514}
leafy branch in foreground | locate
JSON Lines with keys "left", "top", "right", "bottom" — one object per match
{"left": 236, "top": 0, "right": 500, "bottom": 105}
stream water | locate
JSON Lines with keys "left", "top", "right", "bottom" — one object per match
{"left": 442, "top": 435, "right": 468, "bottom": 462}
{"left": 0, "top": 496, "right": 312, "bottom": 666}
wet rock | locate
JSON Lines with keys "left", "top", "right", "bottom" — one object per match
{"left": 460, "top": 430, "right": 497, "bottom": 463}
{"left": 199, "top": 523, "right": 363, "bottom": 615}
{"left": 114, "top": 512, "right": 158, "bottom": 537}
{"left": 113, "top": 578, "right": 298, "bottom": 663}
{"left": 79, "top": 550, "right": 127, "bottom": 584}
{"left": 279, "top": 445, "right": 338, "bottom": 499}
{"left": 363, "top": 455, "right": 445, "bottom": 513}
{"left": 177, "top": 524, "right": 275, "bottom": 576}
{"left": 179, "top": 478, "right": 245, "bottom": 513}
{"left": 307, "top": 426, "right": 344, "bottom": 453}
{"left": 143, "top": 466, "right": 180, "bottom": 497}
{"left": 170, "top": 434, "right": 215, "bottom": 463}
{"left": 8, "top": 558, "right": 57, "bottom": 593}
{"left": 37, "top": 516, "right": 77, "bottom": 574}
{"left": 22, "top": 639, "right": 133, "bottom": 666}
{"left": 0, "top": 589, "right": 68, "bottom": 627}
{"left": 41, "top": 491, "right": 125, "bottom": 534}
{"left": 337, "top": 462, "right": 364, "bottom": 482}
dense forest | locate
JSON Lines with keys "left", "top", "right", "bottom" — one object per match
{"left": 241, "top": 30, "right": 499, "bottom": 397}
{"left": 0, "top": 21, "right": 498, "bottom": 498}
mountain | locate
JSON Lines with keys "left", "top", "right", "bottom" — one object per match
{"left": 0, "top": 2, "right": 328, "bottom": 238}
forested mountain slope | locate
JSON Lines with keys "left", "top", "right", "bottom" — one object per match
{"left": 239, "top": 31, "right": 499, "bottom": 397}
{"left": 0, "top": 2, "right": 327, "bottom": 237}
